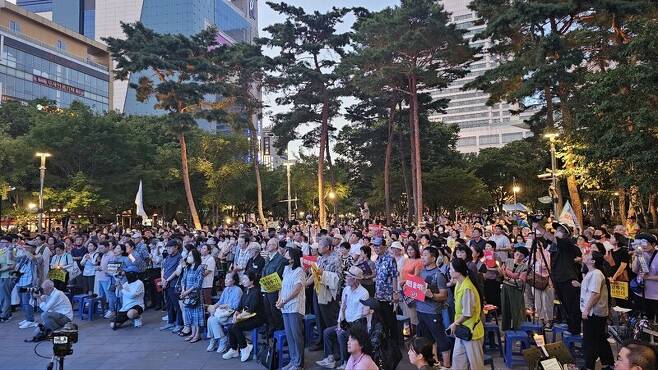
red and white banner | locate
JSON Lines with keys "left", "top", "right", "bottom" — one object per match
{"left": 403, "top": 274, "right": 427, "bottom": 302}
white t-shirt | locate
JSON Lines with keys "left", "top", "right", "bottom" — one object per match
{"left": 281, "top": 266, "right": 305, "bottom": 315}
{"left": 201, "top": 254, "right": 215, "bottom": 289}
{"left": 580, "top": 269, "right": 608, "bottom": 317}
{"left": 341, "top": 284, "right": 369, "bottom": 323}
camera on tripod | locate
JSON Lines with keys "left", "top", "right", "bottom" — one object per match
{"left": 19, "top": 286, "right": 43, "bottom": 294}
{"left": 50, "top": 323, "right": 78, "bottom": 357}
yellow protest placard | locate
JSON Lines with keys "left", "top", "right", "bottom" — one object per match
{"left": 311, "top": 265, "right": 322, "bottom": 294}
{"left": 260, "top": 272, "right": 282, "bottom": 293}
{"left": 48, "top": 268, "right": 67, "bottom": 282}
{"left": 610, "top": 281, "right": 628, "bottom": 300}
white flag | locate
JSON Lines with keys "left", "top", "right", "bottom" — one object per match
{"left": 558, "top": 200, "right": 581, "bottom": 230}
{"left": 134, "top": 180, "right": 148, "bottom": 220}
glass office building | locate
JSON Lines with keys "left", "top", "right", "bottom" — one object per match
{"left": 0, "top": 2, "right": 111, "bottom": 112}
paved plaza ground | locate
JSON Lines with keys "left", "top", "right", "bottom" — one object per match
{"left": 0, "top": 308, "right": 572, "bottom": 370}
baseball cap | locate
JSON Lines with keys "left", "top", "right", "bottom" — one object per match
{"left": 359, "top": 297, "right": 380, "bottom": 310}
{"left": 635, "top": 233, "right": 657, "bottom": 245}
{"left": 372, "top": 237, "right": 383, "bottom": 246}
{"left": 131, "top": 232, "right": 142, "bottom": 239}
{"left": 124, "top": 265, "right": 140, "bottom": 273}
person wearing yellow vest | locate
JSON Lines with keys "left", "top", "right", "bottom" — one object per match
{"left": 447, "top": 258, "right": 484, "bottom": 370}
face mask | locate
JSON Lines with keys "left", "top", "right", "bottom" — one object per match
{"left": 181, "top": 250, "right": 188, "bottom": 258}
{"left": 592, "top": 235, "right": 601, "bottom": 240}
{"left": 126, "top": 272, "right": 138, "bottom": 283}
{"left": 186, "top": 255, "right": 194, "bottom": 264}
{"left": 555, "top": 231, "right": 564, "bottom": 239}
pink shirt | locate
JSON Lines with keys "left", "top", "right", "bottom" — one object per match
{"left": 345, "top": 353, "right": 378, "bottom": 370}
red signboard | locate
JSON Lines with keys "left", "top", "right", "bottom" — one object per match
{"left": 484, "top": 250, "right": 496, "bottom": 268}
{"left": 33, "top": 75, "right": 84, "bottom": 96}
{"left": 403, "top": 274, "right": 427, "bottom": 302}
{"left": 302, "top": 255, "right": 318, "bottom": 270}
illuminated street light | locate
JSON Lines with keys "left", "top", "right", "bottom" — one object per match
{"left": 35, "top": 152, "right": 52, "bottom": 234}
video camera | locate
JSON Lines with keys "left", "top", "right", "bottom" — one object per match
{"left": 19, "top": 286, "right": 43, "bottom": 295}
{"left": 50, "top": 323, "right": 78, "bottom": 357}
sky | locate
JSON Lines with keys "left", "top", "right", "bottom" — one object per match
{"left": 257, "top": 0, "right": 400, "bottom": 159}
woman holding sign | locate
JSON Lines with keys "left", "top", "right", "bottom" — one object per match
{"left": 49, "top": 244, "right": 73, "bottom": 291}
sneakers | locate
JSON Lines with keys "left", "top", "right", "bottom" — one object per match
{"left": 216, "top": 343, "right": 228, "bottom": 354}
{"left": 19, "top": 321, "right": 38, "bottom": 329}
{"left": 239, "top": 343, "right": 253, "bottom": 362}
{"left": 316, "top": 356, "right": 336, "bottom": 368}
{"left": 222, "top": 348, "right": 239, "bottom": 360}
{"left": 0, "top": 315, "right": 12, "bottom": 323}
{"left": 161, "top": 315, "right": 168, "bottom": 321}
{"left": 160, "top": 323, "right": 175, "bottom": 331}
{"left": 206, "top": 338, "right": 217, "bottom": 352}
{"left": 104, "top": 311, "right": 114, "bottom": 319}
{"left": 133, "top": 318, "right": 142, "bottom": 328}
{"left": 18, "top": 319, "right": 27, "bottom": 326}
{"left": 336, "top": 364, "right": 346, "bottom": 370}
{"left": 171, "top": 325, "right": 182, "bottom": 334}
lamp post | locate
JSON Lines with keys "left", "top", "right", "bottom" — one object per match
{"left": 35, "top": 152, "right": 51, "bottom": 234}
{"left": 544, "top": 133, "right": 560, "bottom": 217}
{"left": 512, "top": 177, "right": 520, "bottom": 205}
{"left": 283, "top": 160, "right": 295, "bottom": 221}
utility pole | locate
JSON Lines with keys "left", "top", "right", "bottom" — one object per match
{"left": 35, "top": 152, "right": 51, "bottom": 234}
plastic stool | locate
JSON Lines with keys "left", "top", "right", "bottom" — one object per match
{"left": 221, "top": 324, "right": 262, "bottom": 360}
{"left": 563, "top": 331, "right": 583, "bottom": 357}
{"left": 519, "top": 321, "right": 544, "bottom": 336}
{"left": 304, "top": 314, "right": 318, "bottom": 347}
{"left": 273, "top": 329, "right": 289, "bottom": 369}
{"left": 484, "top": 354, "right": 495, "bottom": 370}
{"left": 484, "top": 322, "right": 504, "bottom": 357}
{"left": 504, "top": 330, "right": 531, "bottom": 368}
{"left": 550, "top": 323, "right": 569, "bottom": 343}
{"left": 72, "top": 294, "right": 88, "bottom": 312}
{"left": 80, "top": 296, "right": 103, "bottom": 320}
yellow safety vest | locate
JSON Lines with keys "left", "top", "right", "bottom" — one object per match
{"left": 454, "top": 276, "right": 484, "bottom": 341}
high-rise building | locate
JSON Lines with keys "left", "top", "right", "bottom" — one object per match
{"left": 17, "top": 0, "right": 258, "bottom": 132}
{"left": 432, "top": 0, "right": 532, "bottom": 153}
{"left": 260, "top": 127, "right": 286, "bottom": 169}
{"left": 0, "top": 0, "right": 111, "bottom": 111}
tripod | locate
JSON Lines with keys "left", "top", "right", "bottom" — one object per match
{"left": 46, "top": 355, "right": 65, "bottom": 370}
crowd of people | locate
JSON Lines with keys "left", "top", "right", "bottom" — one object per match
{"left": 1, "top": 212, "right": 658, "bottom": 370}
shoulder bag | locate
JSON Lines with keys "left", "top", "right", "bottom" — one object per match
{"left": 454, "top": 318, "right": 481, "bottom": 341}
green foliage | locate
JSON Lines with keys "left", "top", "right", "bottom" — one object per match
{"left": 423, "top": 168, "right": 492, "bottom": 212}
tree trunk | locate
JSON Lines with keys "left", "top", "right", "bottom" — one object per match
{"left": 325, "top": 137, "right": 338, "bottom": 226}
{"left": 247, "top": 112, "right": 266, "bottom": 227}
{"left": 384, "top": 104, "right": 396, "bottom": 226}
{"left": 408, "top": 97, "right": 417, "bottom": 223}
{"left": 649, "top": 193, "right": 658, "bottom": 229}
{"left": 317, "top": 91, "right": 329, "bottom": 228}
{"left": 410, "top": 74, "right": 423, "bottom": 224}
{"left": 178, "top": 132, "right": 201, "bottom": 229}
{"left": 556, "top": 84, "right": 583, "bottom": 229}
{"left": 618, "top": 189, "right": 627, "bottom": 224}
{"left": 398, "top": 133, "right": 412, "bottom": 225}
{"left": 566, "top": 172, "right": 583, "bottom": 230}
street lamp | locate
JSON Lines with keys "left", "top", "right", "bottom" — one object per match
{"left": 283, "top": 160, "right": 295, "bottom": 221}
{"left": 35, "top": 152, "right": 51, "bottom": 234}
{"left": 512, "top": 176, "right": 520, "bottom": 204}
{"left": 543, "top": 133, "right": 560, "bottom": 216}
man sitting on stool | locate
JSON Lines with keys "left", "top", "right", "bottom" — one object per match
{"left": 25, "top": 279, "right": 73, "bottom": 342}
{"left": 110, "top": 265, "right": 144, "bottom": 329}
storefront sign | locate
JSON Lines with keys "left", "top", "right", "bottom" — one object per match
{"left": 33, "top": 75, "right": 84, "bottom": 96}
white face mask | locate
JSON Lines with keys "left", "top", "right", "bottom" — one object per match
{"left": 186, "top": 255, "right": 194, "bottom": 264}
{"left": 555, "top": 231, "right": 564, "bottom": 239}
{"left": 181, "top": 250, "right": 188, "bottom": 258}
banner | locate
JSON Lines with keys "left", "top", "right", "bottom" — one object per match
{"left": 368, "top": 224, "right": 382, "bottom": 236}
{"left": 302, "top": 255, "right": 318, "bottom": 270}
{"left": 311, "top": 265, "right": 322, "bottom": 294}
{"left": 260, "top": 272, "right": 282, "bottom": 293}
{"left": 558, "top": 200, "right": 581, "bottom": 230}
{"left": 402, "top": 274, "right": 427, "bottom": 302}
{"left": 134, "top": 180, "right": 149, "bottom": 222}
{"left": 484, "top": 250, "right": 496, "bottom": 268}
{"left": 47, "top": 268, "right": 67, "bottom": 282}
{"left": 610, "top": 281, "right": 629, "bottom": 300}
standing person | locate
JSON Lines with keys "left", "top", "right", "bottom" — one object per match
{"left": 482, "top": 241, "right": 502, "bottom": 308}
{"left": 630, "top": 234, "right": 658, "bottom": 322}
{"left": 70, "top": 236, "right": 87, "bottom": 291}
{"left": 373, "top": 237, "right": 401, "bottom": 346}
{"left": 355, "top": 246, "right": 376, "bottom": 297}
{"left": 223, "top": 272, "right": 264, "bottom": 362}
{"left": 309, "top": 236, "right": 342, "bottom": 351}
{"left": 538, "top": 222, "right": 583, "bottom": 335}
{"left": 276, "top": 248, "right": 306, "bottom": 370}
{"left": 490, "top": 224, "right": 512, "bottom": 263}
{"left": 33, "top": 236, "right": 51, "bottom": 285}
{"left": 581, "top": 252, "right": 614, "bottom": 370}
{"left": 97, "top": 241, "right": 116, "bottom": 319}
{"left": 608, "top": 232, "right": 630, "bottom": 308}
{"left": 398, "top": 241, "right": 421, "bottom": 327}
{"left": 16, "top": 243, "right": 38, "bottom": 329}
{"left": 0, "top": 236, "right": 16, "bottom": 322}
{"left": 49, "top": 244, "right": 73, "bottom": 292}
{"left": 500, "top": 246, "right": 529, "bottom": 331}
{"left": 416, "top": 246, "right": 452, "bottom": 369}
{"left": 525, "top": 238, "right": 554, "bottom": 328}
{"left": 180, "top": 248, "right": 205, "bottom": 343}
{"left": 200, "top": 244, "right": 215, "bottom": 306}
{"left": 160, "top": 240, "right": 183, "bottom": 332}
{"left": 80, "top": 242, "right": 100, "bottom": 295}
{"left": 407, "top": 336, "right": 440, "bottom": 370}
{"left": 448, "top": 258, "right": 485, "bottom": 370}
{"left": 261, "top": 237, "right": 287, "bottom": 335}
{"left": 468, "top": 228, "right": 486, "bottom": 253}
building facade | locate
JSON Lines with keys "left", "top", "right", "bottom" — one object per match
{"left": 260, "top": 127, "right": 286, "bottom": 169}
{"left": 0, "top": 0, "right": 111, "bottom": 111}
{"left": 432, "top": 0, "right": 532, "bottom": 153}
{"left": 17, "top": 0, "right": 258, "bottom": 132}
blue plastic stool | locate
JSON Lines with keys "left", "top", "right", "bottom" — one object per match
{"left": 273, "top": 329, "right": 289, "bottom": 369}
{"left": 80, "top": 296, "right": 103, "bottom": 320}
{"left": 304, "top": 314, "right": 318, "bottom": 347}
{"left": 550, "top": 323, "right": 569, "bottom": 343}
{"left": 72, "top": 294, "right": 88, "bottom": 312}
{"left": 221, "top": 324, "right": 262, "bottom": 360}
{"left": 504, "top": 330, "right": 531, "bottom": 368}
{"left": 563, "top": 331, "right": 583, "bottom": 357}
{"left": 483, "top": 322, "right": 504, "bottom": 357}
{"left": 519, "top": 321, "right": 544, "bottom": 336}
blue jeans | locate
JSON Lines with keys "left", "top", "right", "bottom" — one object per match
{"left": 41, "top": 311, "right": 71, "bottom": 331}
{"left": 98, "top": 279, "right": 117, "bottom": 312}
{"left": 18, "top": 285, "right": 34, "bottom": 322}
{"left": 0, "top": 278, "right": 13, "bottom": 318}
{"left": 283, "top": 313, "right": 304, "bottom": 368}
{"left": 165, "top": 285, "right": 183, "bottom": 326}
{"left": 323, "top": 325, "right": 348, "bottom": 365}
